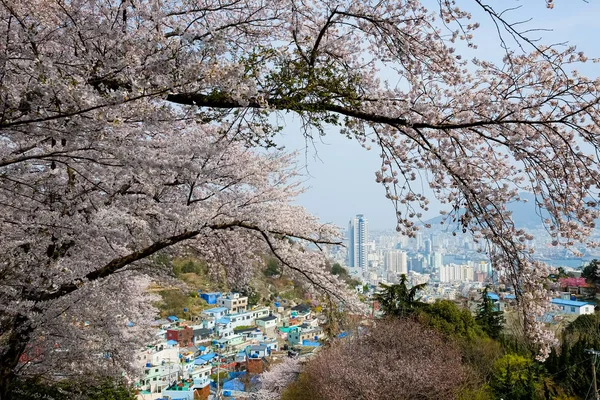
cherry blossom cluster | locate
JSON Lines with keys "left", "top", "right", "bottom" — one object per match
{"left": 251, "top": 358, "right": 302, "bottom": 400}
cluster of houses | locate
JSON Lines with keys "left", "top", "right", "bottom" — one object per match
{"left": 484, "top": 276, "right": 596, "bottom": 319}
{"left": 134, "top": 292, "right": 325, "bottom": 400}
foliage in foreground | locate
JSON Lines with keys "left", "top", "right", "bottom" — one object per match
{"left": 282, "top": 318, "right": 467, "bottom": 400}
{"left": 279, "top": 290, "right": 581, "bottom": 400}
{"left": 7, "top": 377, "right": 136, "bottom": 400}
{"left": 546, "top": 313, "right": 600, "bottom": 398}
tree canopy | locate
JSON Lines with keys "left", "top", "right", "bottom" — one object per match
{"left": 283, "top": 318, "right": 467, "bottom": 400}
{"left": 1, "top": 0, "right": 600, "bottom": 393}
{"left": 582, "top": 259, "right": 600, "bottom": 285}
{"left": 374, "top": 274, "right": 426, "bottom": 317}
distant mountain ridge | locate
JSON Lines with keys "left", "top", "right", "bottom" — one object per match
{"left": 423, "top": 192, "right": 550, "bottom": 230}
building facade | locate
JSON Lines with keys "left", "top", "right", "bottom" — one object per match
{"left": 347, "top": 214, "right": 369, "bottom": 269}
{"left": 551, "top": 298, "right": 595, "bottom": 315}
{"left": 216, "top": 293, "right": 248, "bottom": 313}
{"left": 384, "top": 249, "right": 408, "bottom": 275}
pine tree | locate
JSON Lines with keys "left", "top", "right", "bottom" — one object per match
{"left": 374, "top": 275, "right": 426, "bottom": 318}
{"left": 475, "top": 286, "right": 505, "bottom": 339}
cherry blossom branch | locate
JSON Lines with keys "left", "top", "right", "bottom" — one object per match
{"left": 27, "top": 220, "right": 341, "bottom": 303}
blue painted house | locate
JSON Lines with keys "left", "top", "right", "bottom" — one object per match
{"left": 199, "top": 292, "right": 221, "bottom": 305}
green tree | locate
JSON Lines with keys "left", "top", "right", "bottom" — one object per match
{"left": 489, "top": 354, "right": 538, "bottom": 400}
{"left": 242, "top": 286, "right": 261, "bottom": 307}
{"left": 475, "top": 286, "right": 505, "bottom": 339}
{"left": 582, "top": 259, "right": 600, "bottom": 285}
{"left": 263, "top": 256, "right": 281, "bottom": 277}
{"left": 374, "top": 275, "right": 426, "bottom": 317}
{"left": 419, "top": 300, "right": 484, "bottom": 340}
{"left": 330, "top": 263, "right": 347, "bottom": 276}
{"left": 546, "top": 313, "right": 600, "bottom": 398}
{"left": 549, "top": 267, "right": 569, "bottom": 282}
{"left": 180, "top": 260, "right": 204, "bottom": 274}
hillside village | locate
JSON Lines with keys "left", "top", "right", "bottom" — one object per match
{"left": 133, "top": 270, "right": 600, "bottom": 400}
{"left": 135, "top": 291, "right": 326, "bottom": 400}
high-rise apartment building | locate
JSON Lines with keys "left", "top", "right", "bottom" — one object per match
{"left": 347, "top": 214, "right": 369, "bottom": 269}
{"left": 384, "top": 250, "right": 408, "bottom": 275}
{"left": 431, "top": 252, "right": 443, "bottom": 270}
{"left": 438, "top": 263, "right": 474, "bottom": 283}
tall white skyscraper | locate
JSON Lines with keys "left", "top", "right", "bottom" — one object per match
{"left": 347, "top": 214, "right": 369, "bottom": 269}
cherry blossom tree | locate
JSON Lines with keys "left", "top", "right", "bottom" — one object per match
{"left": 0, "top": 117, "right": 349, "bottom": 396}
{"left": 1, "top": 0, "right": 600, "bottom": 395}
{"left": 251, "top": 357, "right": 301, "bottom": 400}
{"left": 284, "top": 318, "right": 467, "bottom": 400}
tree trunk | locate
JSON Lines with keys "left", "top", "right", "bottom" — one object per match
{"left": 0, "top": 314, "right": 33, "bottom": 400}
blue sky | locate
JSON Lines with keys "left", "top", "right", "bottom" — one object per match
{"left": 276, "top": 1, "right": 600, "bottom": 230}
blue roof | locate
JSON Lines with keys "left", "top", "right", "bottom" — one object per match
{"left": 203, "top": 307, "right": 229, "bottom": 314}
{"left": 198, "top": 346, "right": 206, "bottom": 352}
{"left": 223, "top": 378, "right": 245, "bottom": 391}
{"left": 167, "top": 339, "right": 178, "bottom": 346}
{"left": 195, "top": 352, "right": 216, "bottom": 365}
{"left": 216, "top": 317, "right": 231, "bottom": 324}
{"left": 167, "top": 316, "right": 179, "bottom": 322}
{"left": 486, "top": 293, "right": 500, "bottom": 301}
{"left": 301, "top": 340, "right": 321, "bottom": 347}
{"left": 337, "top": 331, "right": 348, "bottom": 339}
{"left": 505, "top": 294, "right": 516, "bottom": 299}
{"left": 201, "top": 292, "right": 221, "bottom": 296}
{"left": 551, "top": 298, "right": 593, "bottom": 307}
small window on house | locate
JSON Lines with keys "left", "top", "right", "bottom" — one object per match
{"left": 571, "top": 307, "right": 576, "bottom": 312}
{"left": 155, "top": 368, "right": 159, "bottom": 372}
{"left": 153, "top": 377, "right": 157, "bottom": 381}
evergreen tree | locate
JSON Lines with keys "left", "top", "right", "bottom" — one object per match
{"left": 475, "top": 286, "right": 505, "bottom": 339}
{"left": 582, "top": 259, "right": 600, "bottom": 285}
{"left": 374, "top": 275, "right": 426, "bottom": 317}
{"left": 489, "top": 354, "right": 539, "bottom": 400}
{"left": 420, "top": 300, "right": 485, "bottom": 340}
{"left": 546, "top": 314, "right": 600, "bottom": 398}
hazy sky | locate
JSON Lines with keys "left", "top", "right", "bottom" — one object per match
{"left": 276, "top": 1, "right": 600, "bottom": 230}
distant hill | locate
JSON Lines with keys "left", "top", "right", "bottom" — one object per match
{"left": 423, "top": 192, "right": 549, "bottom": 230}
